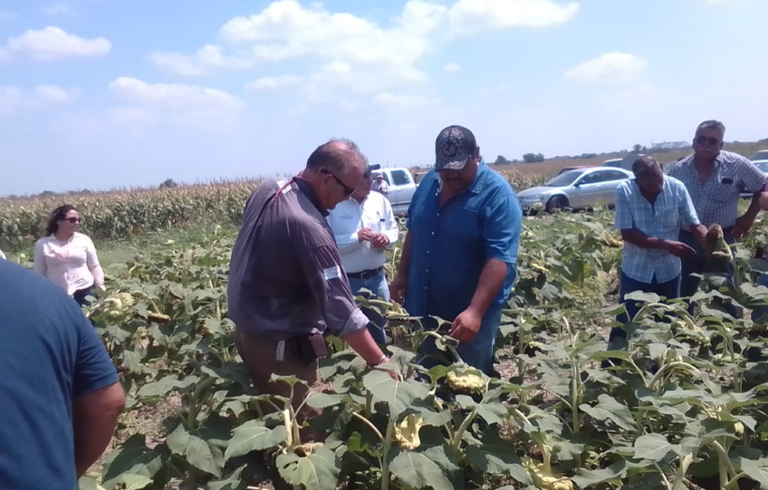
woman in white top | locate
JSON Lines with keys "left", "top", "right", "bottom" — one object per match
{"left": 33, "top": 205, "right": 105, "bottom": 306}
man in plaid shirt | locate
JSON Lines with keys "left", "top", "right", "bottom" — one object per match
{"left": 611, "top": 156, "right": 707, "bottom": 344}
{"left": 667, "top": 120, "right": 768, "bottom": 314}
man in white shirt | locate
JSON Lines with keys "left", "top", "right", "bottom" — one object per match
{"left": 372, "top": 173, "right": 390, "bottom": 196}
{"left": 327, "top": 165, "right": 400, "bottom": 344}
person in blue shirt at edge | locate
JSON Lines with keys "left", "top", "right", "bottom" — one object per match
{"left": 606, "top": 156, "right": 707, "bottom": 364}
{"left": 389, "top": 125, "right": 522, "bottom": 378}
{"left": 0, "top": 259, "right": 126, "bottom": 490}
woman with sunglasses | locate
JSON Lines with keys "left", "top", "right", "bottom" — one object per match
{"left": 33, "top": 205, "right": 105, "bottom": 307}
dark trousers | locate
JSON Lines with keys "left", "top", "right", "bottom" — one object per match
{"left": 679, "top": 229, "right": 739, "bottom": 317}
{"left": 609, "top": 270, "right": 680, "bottom": 342}
{"left": 73, "top": 284, "right": 97, "bottom": 307}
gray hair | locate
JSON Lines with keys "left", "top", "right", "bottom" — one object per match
{"left": 695, "top": 120, "right": 726, "bottom": 138}
{"left": 306, "top": 138, "right": 368, "bottom": 175}
{"left": 632, "top": 155, "right": 661, "bottom": 177}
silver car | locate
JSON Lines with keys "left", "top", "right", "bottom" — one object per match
{"left": 517, "top": 167, "right": 634, "bottom": 213}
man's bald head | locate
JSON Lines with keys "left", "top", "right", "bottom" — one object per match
{"left": 306, "top": 139, "right": 367, "bottom": 177}
{"left": 632, "top": 156, "right": 664, "bottom": 194}
{"left": 304, "top": 138, "right": 368, "bottom": 211}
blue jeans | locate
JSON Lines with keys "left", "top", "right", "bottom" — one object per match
{"left": 348, "top": 270, "right": 389, "bottom": 345}
{"left": 609, "top": 270, "right": 680, "bottom": 342}
{"left": 73, "top": 284, "right": 97, "bottom": 307}
{"left": 752, "top": 274, "right": 768, "bottom": 322}
{"left": 416, "top": 304, "right": 503, "bottom": 378}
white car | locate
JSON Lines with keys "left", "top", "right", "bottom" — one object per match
{"left": 517, "top": 167, "right": 634, "bottom": 213}
{"left": 371, "top": 167, "right": 418, "bottom": 216}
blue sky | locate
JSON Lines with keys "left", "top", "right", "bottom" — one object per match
{"left": 1, "top": 0, "right": 767, "bottom": 195}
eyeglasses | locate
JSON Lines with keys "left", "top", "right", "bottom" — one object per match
{"left": 63, "top": 217, "right": 81, "bottom": 224}
{"left": 322, "top": 169, "right": 355, "bottom": 196}
{"left": 696, "top": 136, "right": 720, "bottom": 147}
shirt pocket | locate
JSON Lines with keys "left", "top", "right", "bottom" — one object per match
{"left": 442, "top": 198, "right": 483, "bottom": 241}
{"left": 709, "top": 181, "right": 736, "bottom": 202}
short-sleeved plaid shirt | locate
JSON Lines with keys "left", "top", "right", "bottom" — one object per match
{"left": 615, "top": 176, "right": 700, "bottom": 284}
{"left": 666, "top": 150, "right": 767, "bottom": 228}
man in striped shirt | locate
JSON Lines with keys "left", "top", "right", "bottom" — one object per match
{"left": 612, "top": 156, "right": 707, "bottom": 343}
{"left": 667, "top": 120, "right": 768, "bottom": 314}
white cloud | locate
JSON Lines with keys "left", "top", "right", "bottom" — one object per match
{"left": 109, "top": 77, "right": 243, "bottom": 111}
{"left": 444, "top": 62, "right": 461, "bottom": 72}
{"left": 564, "top": 52, "right": 647, "bottom": 84}
{"left": 4, "top": 26, "right": 111, "bottom": 61}
{"left": 150, "top": 0, "right": 580, "bottom": 95}
{"left": 244, "top": 74, "right": 305, "bottom": 90}
{"left": 372, "top": 92, "right": 438, "bottom": 111}
{"left": 148, "top": 45, "right": 252, "bottom": 77}
{"left": 42, "top": 3, "right": 75, "bottom": 17}
{"left": 0, "top": 84, "right": 79, "bottom": 114}
{"left": 108, "top": 77, "right": 245, "bottom": 131}
{"left": 448, "top": 0, "right": 579, "bottom": 35}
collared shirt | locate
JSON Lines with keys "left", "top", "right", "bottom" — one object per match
{"left": 615, "top": 176, "right": 700, "bottom": 284}
{"left": 404, "top": 164, "right": 522, "bottom": 322}
{"left": 373, "top": 181, "right": 389, "bottom": 195}
{"left": 326, "top": 191, "right": 400, "bottom": 274}
{"left": 227, "top": 178, "right": 368, "bottom": 341}
{"left": 33, "top": 232, "right": 105, "bottom": 296}
{"left": 666, "top": 150, "right": 766, "bottom": 228}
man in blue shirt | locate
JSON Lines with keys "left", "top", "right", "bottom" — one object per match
{"left": 612, "top": 156, "right": 707, "bottom": 342}
{"left": 389, "top": 125, "right": 522, "bottom": 377}
{"left": 0, "top": 259, "right": 125, "bottom": 490}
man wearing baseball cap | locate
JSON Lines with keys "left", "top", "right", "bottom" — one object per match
{"left": 389, "top": 125, "right": 522, "bottom": 376}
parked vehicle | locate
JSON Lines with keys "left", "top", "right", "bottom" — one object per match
{"left": 557, "top": 165, "right": 593, "bottom": 175}
{"left": 517, "top": 167, "right": 634, "bottom": 213}
{"left": 751, "top": 149, "right": 768, "bottom": 162}
{"left": 371, "top": 167, "right": 418, "bottom": 215}
{"left": 601, "top": 158, "right": 623, "bottom": 168}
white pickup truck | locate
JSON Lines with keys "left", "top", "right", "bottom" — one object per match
{"left": 370, "top": 166, "right": 419, "bottom": 215}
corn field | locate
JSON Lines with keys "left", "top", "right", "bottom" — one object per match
{"left": 0, "top": 169, "right": 549, "bottom": 252}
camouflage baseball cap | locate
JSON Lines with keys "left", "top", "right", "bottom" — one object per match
{"left": 435, "top": 125, "right": 477, "bottom": 171}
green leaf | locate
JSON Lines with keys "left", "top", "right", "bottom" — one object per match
{"left": 387, "top": 446, "right": 458, "bottom": 490}
{"left": 455, "top": 395, "right": 508, "bottom": 425}
{"left": 137, "top": 375, "right": 198, "bottom": 398}
{"left": 363, "top": 370, "right": 429, "bottom": 419}
{"left": 224, "top": 420, "right": 288, "bottom": 460}
{"left": 737, "top": 456, "right": 768, "bottom": 488}
{"left": 101, "top": 435, "right": 169, "bottom": 488}
{"left": 465, "top": 445, "right": 530, "bottom": 482}
{"left": 276, "top": 446, "right": 340, "bottom": 490}
{"left": 305, "top": 393, "right": 347, "bottom": 409}
{"left": 166, "top": 424, "right": 222, "bottom": 477}
{"left": 572, "top": 461, "right": 627, "bottom": 487}
{"left": 205, "top": 464, "right": 249, "bottom": 490}
{"left": 579, "top": 394, "right": 636, "bottom": 432}
{"left": 116, "top": 475, "right": 153, "bottom": 490}
{"left": 633, "top": 433, "right": 679, "bottom": 462}
{"left": 77, "top": 477, "right": 101, "bottom": 490}
{"left": 269, "top": 374, "right": 307, "bottom": 388}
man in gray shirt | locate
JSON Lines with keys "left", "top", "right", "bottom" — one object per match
{"left": 667, "top": 119, "right": 768, "bottom": 314}
{"left": 228, "top": 139, "right": 390, "bottom": 434}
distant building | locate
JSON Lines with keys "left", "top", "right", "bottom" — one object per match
{"left": 650, "top": 141, "right": 691, "bottom": 151}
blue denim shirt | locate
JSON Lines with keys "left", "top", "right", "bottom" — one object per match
{"left": 404, "top": 164, "right": 522, "bottom": 321}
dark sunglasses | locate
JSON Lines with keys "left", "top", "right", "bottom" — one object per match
{"left": 321, "top": 169, "right": 355, "bottom": 196}
{"left": 62, "top": 217, "right": 81, "bottom": 224}
{"left": 696, "top": 135, "right": 720, "bottom": 147}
